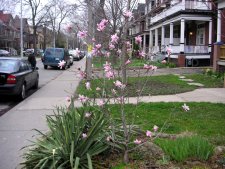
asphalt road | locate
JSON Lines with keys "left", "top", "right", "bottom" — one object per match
{"left": 0, "top": 59, "right": 64, "bottom": 116}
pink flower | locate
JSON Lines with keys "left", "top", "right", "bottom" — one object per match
{"left": 125, "top": 59, "right": 131, "bottom": 65}
{"left": 98, "top": 99, "right": 105, "bottom": 107}
{"left": 109, "top": 44, "right": 115, "bottom": 50}
{"left": 139, "top": 51, "right": 145, "bottom": 58}
{"left": 166, "top": 46, "right": 172, "bottom": 55}
{"left": 85, "top": 112, "right": 91, "bottom": 118}
{"left": 117, "top": 96, "right": 124, "bottom": 103}
{"left": 97, "top": 19, "right": 108, "bottom": 31}
{"left": 106, "top": 52, "right": 111, "bottom": 57}
{"left": 143, "top": 64, "right": 157, "bottom": 71}
{"left": 182, "top": 103, "right": 190, "bottom": 111}
{"left": 82, "top": 133, "right": 87, "bottom": 138}
{"left": 126, "top": 41, "right": 132, "bottom": 48}
{"left": 161, "top": 60, "right": 167, "bottom": 64}
{"left": 152, "top": 66, "right": 157, "bottom": 71}
{"left": 114, "top": 80, "right": 126, "bottom": 89}
{"left": 95, "top": 44, "right": 102, "bottom": 49}
{"left": 111, "top": 33, "right": 119, "bottom": 44}
{"left": 92, "top": 38, "right": 96, "bottom": 42}
{"left": 77, "top": 31, "right": 87, "bottom": 39}
{"left": 117, "top": 49, "right": 122, "bottom": 55}
{"left": 153, "top": 125, "right": 159, "bottom": 132}
{"left": 85, "top": 82, "right": 91, "bottom": 90}
{"left": 65, "top": 24, "right": 73, "bottom": 33}
{"left": 79, "top": 71, "right": 86, "bottom": 79}
{"left": 105, "top": 71, "right": 115, "bottom": 79}
{"left": 78, "top": 94, "right": 89, "bottom": 103}
{"left": 146, "top": 130, "right": 152, "bottom": 137}
{"left": 134, "top": 139, "right": 141, "bottom": 144}
{"left": 135, "top": 35, "right": 142, "bottom": 44}
{"left": 74, "top": 48, "right": 80, "bottom": 56}
{"left": 96, "top": 87, "right": 101, "bottom": 91}
{"left": 124, "top": 11, "right": 133, "bottom": 19}
{"left": 66, "top": 96, "right": 71, "bottom": 102}
{"left": 58, "top": 60, "right": 66, "bottom": 69}
{"left": 103, "top": 62, "right": 112, "bottom": 72}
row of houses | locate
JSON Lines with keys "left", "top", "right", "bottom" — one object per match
{"left": 0, "top": 11, "right": 52, "bottom": 54}
{"left": 129, "top": 0, "right": 225, "bottom": 72}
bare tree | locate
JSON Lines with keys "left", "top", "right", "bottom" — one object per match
{"left": 0, "top": 0, "right": 19, "bottom": 13}
{"left": 24, "top": 0, "right": 53, "bottom": 54}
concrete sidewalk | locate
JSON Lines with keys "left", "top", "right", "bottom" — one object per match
{"left": 0, "top": 60, "right": 225, "bottom": 168}
{"left": 0, "top": 58, "right": 86, "bottom": 169}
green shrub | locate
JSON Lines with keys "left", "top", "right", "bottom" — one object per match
{"left": 22, "top": 102, "right": 111, "bottom": 168}
{"left": 155, "top": 136, "right": 214, "bottom": 162}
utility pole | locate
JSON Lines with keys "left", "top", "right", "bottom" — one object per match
{"left": 86, "top": 0, "right": 93, "bottom": 81}
{"left": 20, "top": 0, "right": 23, "bottom": 58}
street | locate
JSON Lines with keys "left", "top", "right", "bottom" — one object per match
{"left": 0, "top": 59, "right": 65, "bottom": 116}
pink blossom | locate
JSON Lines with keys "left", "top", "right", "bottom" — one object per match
{"left": 98, "top": 99, "right": 105, "bottom": 107}
{"left": 117, "top": 96, "right": 124, "bottom": 103}
{"left": 95, "top": 44, "right": 102, "bottom": 49}
{"left": 117, "top": 49, "right": 121, "bottom": 54}
{"left": 143, "top": 64, "right": 152, "bottom": 70}
{"left": 58, "top": 60, "right": 66, "bottom": 69}
{"left": 114, "top": 80, "right": 126, "bottom": 89}
{"left": 92, "top": 38, "right": 96, "bottom": 42}
{"left": 78, "top": 94, "right": 89, "bottom": 103}
{"left": 109, "top": 44, "right": 115, "bottom": 50}
{"left": 182, "top": 103, "right": 190, "bottom": 111}
{"left": 152, "top": 66, "right": 157, "bottom": 71}
{"left": 153, "top": 125, "right": 159, "bottom": 132}
{"left": 77, "top": 31, "right": 87, "bottom": 39}
{"left": 125, "top": 59, "right": 131, "bottom": 65}
{"left": 139, "top": 51, "right": 145, "bottom": 58}
{"left": 74, "top": 48, "right": 80, "bottom": 56}
{"left": 111, "top": 33, "right": 119, "bottom": 44}
{"left": 82, "top": 133, "right": 87, "bottom": 138}
{"left": 166, "top": 46, "right": 172, "bottom": 55}
{"left": 65, "top": 24, "right": 73, "bottom": 33}
{"left": 97, "top": 19, "right": 108, "bottom": 31}
{"left": 85, "top": 112, "right": 91, "bottom": 118}
{"left": 96, "top": 87, "right": 101, "bottom": 91}
{"left": 106, "top": 52, "right": 111, "bottom": 57}
{"left": 105, "top": 71, "right": 115, "bottom": 79}
{"left": 66, "top": 96, "right": 71, "bottom": 102}
{"left": 103, "top": 62, "right": 112, "bottom": 72}
{"left": 161, "top": 60, "right": 167, "bottom": 64}
{"left": 135, "top": 35, "right": 142, "bottom": 44}
{"left": 124, "top": 11, "right": 133, "bottom": 19}
{"left": 146, "top": 130, "right": 152, "bottom": 137}
{"left": 134, "top": 139, "right": 141, "bottom": 144}
{"left": 79, "top": 71, "right": 86, "bottom": 79}
{"left": 126, "top": 41, "right": 132, "bottom": 48}
{"left": 85, "top": 82, "right": 91, "bottom": 90}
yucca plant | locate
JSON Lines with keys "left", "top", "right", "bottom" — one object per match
{"left": 22, "top": 101, "right": 111, "bottom": 169}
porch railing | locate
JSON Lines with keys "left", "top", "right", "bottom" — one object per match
{"left": 185, "top": 0, "right": 212, "bottom": 10}
{"left": 184, "top": 46, "right": 208, "bottom": 54}
{"left": 220, "top": 45, "right": 225, "bottom": 60}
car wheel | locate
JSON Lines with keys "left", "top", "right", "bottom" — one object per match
{"left": 68, "top": 63, "right": 70, "bottom": 68}
{"left": 44, "top": 65, "right": 48, "bottom": 69}
{"left": 33, "top": 78, "right": 39, "bottom": 89}
{"left": 18, "top": 84, "right": 26, "bottom": 100}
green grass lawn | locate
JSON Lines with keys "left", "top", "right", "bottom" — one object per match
{"left": 76, "top": 74, "right": 223, "bottom": 98}
{"left": 92, "top": 56, "right": 175, "bottom": 69}
{"left": 108, "top": 102, "right": 225, "bottom": 145}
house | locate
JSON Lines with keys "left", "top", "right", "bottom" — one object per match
{"left": 131, "top": 0, "right": 214, "bottom": 67}
{"left": 14, "top": 16, "right": 31, "bottom": 49}
{"left": 213, "top": 0, "right": 225, "bottom": 72}
{"left": 0, "top": 11, "right": 20, "bottom": 51}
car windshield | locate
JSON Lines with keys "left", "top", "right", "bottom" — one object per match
{"left": 45, "top": 48, "right": 63, "bottom": 57}
{"left": 0, "top": 59, "right": 19, "bottom": 72}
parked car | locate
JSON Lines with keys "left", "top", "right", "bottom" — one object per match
{"left": 69, "top": 49, "right": 80, "bottom": 61}
{"left": 0, "top": 49, "right": 10, "bottom": 56}
{"left": 69, "top": 55, "right": 73, "bottom": 66}
{"left": 0, "top": 57, "right": 39, "bottom": 100}
{"left": 42, "top": 48, "right": 71, "bottom": 70}
{"left": 24, "top": 49, "right": 34, "bottom": 56}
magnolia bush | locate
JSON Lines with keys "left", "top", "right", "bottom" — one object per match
{"left": 23, "top": 10, "right": 190, "bottom": 168}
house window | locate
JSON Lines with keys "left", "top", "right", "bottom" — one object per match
{"left": 196, "top": 24, "right": 205, "bottom": 45}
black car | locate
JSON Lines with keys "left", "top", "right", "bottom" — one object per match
{"left": 0, "top": 57, "right": 39, "bottom": 100}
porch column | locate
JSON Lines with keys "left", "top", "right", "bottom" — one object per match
{"left": 208, "top": 19, "right": 212, "bottom": 53}
{"left": 169, "top": 22, "right": 173, "bottom": 49}
{"left": 149, "top": 30, "right": 153, "bottom": 47}
{"left": 155, "top": 28, "right": 158, "bottom": 47}
{"left": 180, "top": 18, "right": 185, "bottom": 53}
{"left": 217, "top": 9, "right": 221, "bottom": 42}
{"left": 161, "top": 25, "right": 165, "bottom": 49}
{"left": 143, "top": 34, "right": 146, "bottom": 53}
